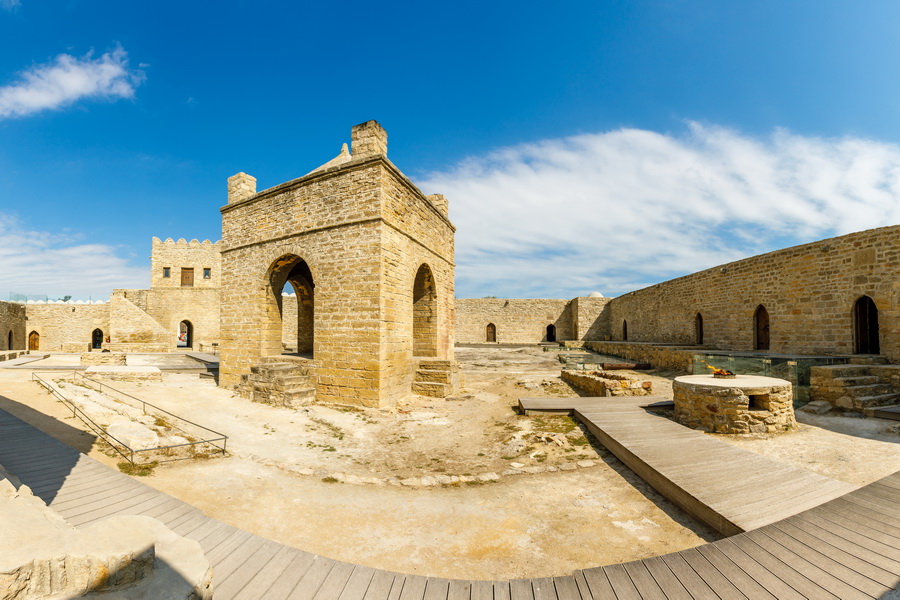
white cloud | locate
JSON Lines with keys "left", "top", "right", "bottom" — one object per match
{"left": 1, "top": 0, "right": 21, "bottom": 11}
{"left": 0, "top": 45, "right": 143, "bottom": 119}
{"left": 0, "top": 215, "right": 146, "bottom": 300}
{"left": 418, "top": 123, "right": 900, "bottom": 299}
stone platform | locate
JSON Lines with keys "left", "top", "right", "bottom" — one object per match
{"left": 673, "top": 374, "right": 796, "bottom": 434}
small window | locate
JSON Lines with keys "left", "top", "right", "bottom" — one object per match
{"left": 163, "top": 267, "right": 171, "bottom": 278}
{"left": 203, "top": 268, "right": 211, "bottom": 279}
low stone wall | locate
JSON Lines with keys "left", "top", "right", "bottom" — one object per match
{"left": 84, "top": 366, "right": 163, "bottom": 382}
{"left": 673, "top": 375, "right": 796, "bottom": 434}
{"left": 80, "top": 352, "right": 127, "bottom": 366}
{"left": 0, "top": 351, "right": 27, "bottom": 362}
{"left": 561, "top": 370, "right": 653, "bottom": 397}
{"left": 580, "top": 341, "right": 698, "bottom": 373}
{"left": 105, "top": 343, "right": 171, "bottom": 353}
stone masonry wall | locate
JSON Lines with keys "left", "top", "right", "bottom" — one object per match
{"left": 581, "top": 341, "right": 697, "bottom": 373}
{"left": 604, "top": 225, "right": 900, "bottom": 361}
{"left": 24, "top": 304, "right": 109, "bottom": 352}
{"left": 0, "top": 301, "right": 25, "bottom": 351}
{"left": 455, "top": 299, "right": 573, "bottom": 344}
{"left": 150, "top": 238, "right": 222, "bottom": 290}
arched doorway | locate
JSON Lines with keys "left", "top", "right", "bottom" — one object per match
{"left": 28, "top": 331, "right": 39, "bottom": 351}
{"left": 695, "top": 313, "right": 704, "bottom": 345}
{"left": 413, "top": 264, "right": 437, "bottom": 357}
{"left": 178, "top": 321, "right": 193, "bottom": 348}
{"left": 6, "top": 330, "right": 11, "bottom": 350}
{"left": 486, "top": 323, "right": 497, "bottom": 343}
{"left": 622, "top": 320, "right": 628, "bottom": 341}
{"left": 853, "top": 295, "right": 880, "bottom": 354}
{"left": 546, "top": 324, "right": 556, "bottom": 342}
{"left": 92, "top": 329, "right": 103, "bottom": 349}
{"left": 268, "top": 255, "right": 315, "bottom": 357}
{"left": 754, "top": 305, "right": 770, "bottom": 351}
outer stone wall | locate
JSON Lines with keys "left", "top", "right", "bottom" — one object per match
{"left": 24, "top": 303, "right": 109, "bottom": 352}
{"left": 604, "top": 226, "right": 900, "bottom": 361}
{"left": 150, "top": 237, "right": 222, "bottom": 289}
{"left": 455, "top": 299, "right": 573, "bottom": 343}
{"left": 0, "top": 301, "right": 25, "bottom": 351}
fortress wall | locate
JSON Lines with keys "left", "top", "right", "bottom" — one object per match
{"left": 455, "top": 298, "right": 573, "bottom": 344}
{"left": 605, "top": 225, "right": 900, "bottom": 360}
{"left": 150, "top": 238, "right": 222, "bottom": 289}
{"left": 145, "top": 288, "right": 221, "bottom": 352}
{"left": 0, "top": 301, "right": 25, "bottom": 350}
{"left": 25, "top": 304, "right": 110, "bottom": 352}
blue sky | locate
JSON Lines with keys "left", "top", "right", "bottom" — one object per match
{"left": 3, "top": 1, "right": 900, "bottom": 300}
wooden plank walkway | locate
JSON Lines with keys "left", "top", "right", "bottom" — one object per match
{"left": 2, "top": 407, "right": 899, "bottom": 599}
{"left": 519, "top": 396, "right": 858, "bottom": 536}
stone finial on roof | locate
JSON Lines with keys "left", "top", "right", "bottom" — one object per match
{"left": 351, "top": 120, "right": 387, "bottom": 158}
{"left": 228, "top": 172, "right": 257, "bottom": 204}
{"left": 304, "top": 143, "right": 353, "bottom": 177}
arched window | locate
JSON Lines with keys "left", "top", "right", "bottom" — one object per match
{"left": 622, "top": 320, "right": 628, "bottom": 341}
{"left": 853, "top": 295, "right": 880, "bottom": 354}
{"left": 695, "top": 313, "right": 704, "bottom": 345}
{"left": 754, "top": 305, "right": 769, "bottom": 351}
{"left": 546, "top": 324, "right": 556, "bottom": 343}
{"left": 91, "top": 329, "right": 103, "bottom": 349}
{"left": 486, "top": 323, "right": 497, "bottom": 343}
{"left": 178, "top": 321, "right": 193, "bottom": 349}
{"left": 413, "top": 264, "right": 437, "bottom": 357}
{"left": 28, "top": 331, "right": 39, "bottom": 351}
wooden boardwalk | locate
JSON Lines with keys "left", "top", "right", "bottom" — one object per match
{"left": 2, "top": 407, "right": 899, "bottom": 599}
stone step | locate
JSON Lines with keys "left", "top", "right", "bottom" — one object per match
{"left": 415, "top": 369, "right": 452, "bottom": 384}
{"left": 865, "top": 404, "right": 900, "bottom": 420}
{"left": 848, "top": 356, "right": 889, "bottom": 365}
{"left": 855, "top": 393, "right": 900, "bottom": 408}
{"left": 844, "top": 383, "right": 893, "bottom": 397}
{"left": 412, "top": 381, "right": 450, "bottom": 398}
{"left": 283, "top": 387, "right": 316, "bottom": 408}
{"left": 815, "top": 365, "right": 871, "bottom": 378}
{"left": 833, "top": 375, "right": 879, "bottom": 387}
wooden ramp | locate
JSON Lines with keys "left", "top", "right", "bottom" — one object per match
{"left": 518, "top": 396, "right": 857, "bottom": 536}
{"left": 2, "top": 407, "right": 899, "bottom": 599}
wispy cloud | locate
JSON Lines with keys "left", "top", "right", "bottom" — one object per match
{"left": 0, "top": 214, "right": 146, "bottom": 300}
{"left": 419, "top": 123, "right": 900, "bottom": 299}
{"left": 1, "top": 0, "right": 21, "bottom": 12}
{"left": 0, "top": 45, "right": 143, "bottom": 119}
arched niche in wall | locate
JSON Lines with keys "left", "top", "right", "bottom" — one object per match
{"left": 853, "top": 295, "right": 880, "bottom": 354}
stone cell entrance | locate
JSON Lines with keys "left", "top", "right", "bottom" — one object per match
{"left": 754, "top": 305, "right": 770, "bottom": 350}
{"left": 28, "top": 331, "right": 39, "bottom": 350}
{"left": 219, "top": 121, "right": 457, "bottom": 408}
{"left": 92, "top": 329, "right": 103, "bottom": 349}
{"left": 853, "top": 295, "right": 880, "bottom": 354}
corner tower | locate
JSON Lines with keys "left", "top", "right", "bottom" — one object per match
{"left": 218, "top": 121, "right": 457, "bottom": 407}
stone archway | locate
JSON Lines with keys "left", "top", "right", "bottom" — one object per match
{"left": 413, "top": 264, "right": 437, "bottom": 357}
{"left": 853, "top": 295, "right": 880, "bottom": 354}
{"left": 267, "top": 254, "right": 315, "bottom": 358}
{"left": 754, "top": 305, "right": 770, "bottom": 351}
{"left": 92, "top": 329, "right": 103, "bottom": 349}
{"left": 546, "top": 324, "right": 556, "bottom": 342}
{"left": 178, "top": 321, "right": 193, "bottom": 348}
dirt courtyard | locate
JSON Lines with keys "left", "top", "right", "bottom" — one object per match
{"left": 1, "top": 346, "right": 899, "bottom": 579}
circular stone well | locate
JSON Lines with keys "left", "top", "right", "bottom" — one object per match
{"left": 673, "top": 374, "right": 796, "bottom": 434}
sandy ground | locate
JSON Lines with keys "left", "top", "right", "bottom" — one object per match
{"left": 1, "top": 347, "right": 898, "bottom": 579}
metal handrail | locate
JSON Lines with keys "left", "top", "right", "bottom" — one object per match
{"left": 31, "top": 371, "right": 228, "bottom": 464}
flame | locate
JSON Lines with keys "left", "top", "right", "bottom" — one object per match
{"left": 706, "top": 364, "right": 734, "bottom": 376}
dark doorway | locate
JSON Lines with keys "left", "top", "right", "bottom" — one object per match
{"left": 486, "top": 323, "right": 497, "bottom": 343}
{"left": 853, "top": 295, "right": 880, "bottom": 354}
{"left": 413, "top": 264, "right": 438, "bottom": 357}
{"left": 178, "top": 321, "right": 193, "bottom": 348}
{"left": 546, "top": 324, "right": 556, "bottom": 342}
{"left": 6, "top": 330, "right": 11, "bottom": 350}
{"left": 695, "top": 313, "right": 704, "bottom": 345}
{"left": 91, "top": 329, "right": 103, "bottom": 349}
{"left": 622, "top": 320, "right": 628, "bottom": 341}
{"left": 28, "top": 331, "right": 39, "bottom": 351}
{"left": 754, "top": 305, "right": 770, "bottom": 351}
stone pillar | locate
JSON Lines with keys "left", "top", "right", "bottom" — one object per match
{"left": 351, "top": 121, "right": 388, "bottom": 158}
{"left": 227, "top": 172, "right": 257, "bottom": 204}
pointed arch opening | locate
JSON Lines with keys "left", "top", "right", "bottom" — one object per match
{"left": 754, "top": 305, "right": 770, "bottom": 351}
{"left": 413, "top": 264, "right": 438, "bottom": 357}
{"left": 178, "top": 320, "right": 193, "bottom": 349}
{"left": 486, "top": 323, "right": 497, "bottom": 343}
{"left": 546, "top": 324, "right": 557, "bottom": 343}
{"left": 92, "top": 328, "right": 103, "bottom": 349}
{"left": 695, "top": 313, "right": 704, "bottom": 345}
{"left": 622, "top": 320, "right": 628, "bottom": 341}
{"left": 268, "top": 254, "right": 315, "bottom": 358}
{"left": 28, "top": 331, "right": 39, "bottom": 351}
{"left": 853, "top": 295, "right": 880, "bottom": 354}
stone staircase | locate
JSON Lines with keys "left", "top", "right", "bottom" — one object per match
{"left": 412, "top": 359, "right": 458, "bottom": 397}
{"left": 238, "top": 356, "right": 316, "bottom": 408}
{"left": 809, "top": 360, "right": 900, "bottom": 410}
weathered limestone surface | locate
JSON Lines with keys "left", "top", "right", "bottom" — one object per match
{"left": 561, "top": 370, "right": 653, "bottom": 397}
{"left": 220, "top": 121, "right": 457, "bottom": 407}
{"left": 673, "top": 374, "right": 796, "bottom": 434}
{"left": 809, "top": 363, "right": 900, "bottom": 409}
{"left": 580, "top": 341, "right": 698, "bottom": 373}
{"left": 24, "top": 303, "right": 108, "bottom": 353}
{"left": 81, "top": 352, "right": 127, "bottom": 366}
{"left": 0, "top": 464, "right": 212, "bottom": 600}
{"left": 0, "top": 301, "right": 25, "bottom": 351}
{"left": 456, "top": 298, "right": 573, "bottom": 343}
{"left": 84, "top": 366, "right": 163, "bottom": 382}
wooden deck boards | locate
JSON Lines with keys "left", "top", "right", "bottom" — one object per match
{"left": 1, "top": 406, "right": 899, "bottom": 599}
